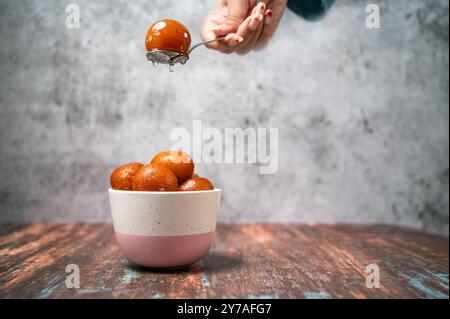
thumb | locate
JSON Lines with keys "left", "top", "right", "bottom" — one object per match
{"left": 215, "top": 0, "right": 249, "bottom": 35}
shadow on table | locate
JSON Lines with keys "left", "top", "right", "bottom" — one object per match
{"left": 127, "top": 251, "right": 244, "bottom": 275}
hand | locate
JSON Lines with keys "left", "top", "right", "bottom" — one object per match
{"left": 200, "top": 0, "right": 287, "bottom": 55}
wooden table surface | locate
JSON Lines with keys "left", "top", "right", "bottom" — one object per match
{"left": 0, "top": 223, "right": 448, "bottom": 299}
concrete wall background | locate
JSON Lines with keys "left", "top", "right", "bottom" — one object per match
{"left": 0, "top": 0, "right": 448, "bottom": 235}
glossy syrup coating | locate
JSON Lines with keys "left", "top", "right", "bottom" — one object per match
{"left": 179, "top": 177, "right": 214, "bottom": 191}
{"left": 151, "top": 151, "right": 194, "bottom": 184}
{"left": 131, "top": 163, "right": 178, "bottom": 191}
{"left": 110, "top": 162, "right": 144, "bottom": 190}
{"left": 145, "top": 19, "right": 191, "bottom": 57}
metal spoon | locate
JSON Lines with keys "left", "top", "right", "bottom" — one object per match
{"left": 188, "top": 37, "right": 226, "bottom": 55}
{"left": 146, "top": 37, "right": 226, "bottom": 68}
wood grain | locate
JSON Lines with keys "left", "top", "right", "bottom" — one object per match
{"left": 0, "top": 223, "right": 448, "bottom": 299}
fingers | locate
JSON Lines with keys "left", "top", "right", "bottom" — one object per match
{"left": 253, "top": 5, "right": 285, "bottom": 51}
{"left": 224, "top": 33, "right": 245, "bottom": 47}
{"left": 200, "top": 0, "right": 279, "bottom": 54}
{"left": 223, "top": 2, "right": 266, "bottom": 54}
{"left": 200, "top": 8, "right": 231, "bottom": 51}
{"left": 236, "top": 11, "right": 265, "bottom": 55}
{"left": 200, "top": 0, "right": 250, "bottom": 52}
{"left": 213, "top": 0, "right": 250, "bottom": 36}
{"left": 201, "top": 26, "right": 229, "bottom": 51}
{"left": 201, "top": 18, "right": 244, "bottom": 52}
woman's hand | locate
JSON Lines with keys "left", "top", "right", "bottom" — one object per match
{"left": 201, "top": 0, "right": 287, "bottom": 55}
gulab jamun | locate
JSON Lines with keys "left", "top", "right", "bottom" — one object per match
{"left": 151, "top": 151, "right": 194, "bottom": 184}
{"left": 179, "top": 177, "right": 214, "bottom": 191}
{"left": 131, "top": 163, "right": 178, "bottom": 192}
{"left": 145, "top": 19, "right": 191, "bottom": 58}
{"left": 110, "top": 162, "right": 144, "bottom": 190}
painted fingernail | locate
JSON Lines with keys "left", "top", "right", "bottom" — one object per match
{"left": 249, "top": 14, "right": 263, "bottom": 30}
{"left": 265, "top": 10, "right": 273, "bottom": 24}
{"left": 258, "top": 2, "right": 266, "bottom": 13}
{"left": 228, "top": 35, "right": 244, "bottom": 46}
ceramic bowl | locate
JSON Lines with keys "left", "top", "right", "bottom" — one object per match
{"left": 108, "top": 188, "right": 221, "bottom": 269}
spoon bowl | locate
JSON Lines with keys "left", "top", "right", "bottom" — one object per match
{"left": 145, "top": 19, "right": 224, "bottom": 68}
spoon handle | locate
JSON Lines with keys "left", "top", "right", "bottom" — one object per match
{"left": 189, "top": 37, "right": 226, "bottom": 54}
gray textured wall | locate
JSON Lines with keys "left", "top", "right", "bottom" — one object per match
{"left": 0, "top": 0, "right": 448, "bottom": 235}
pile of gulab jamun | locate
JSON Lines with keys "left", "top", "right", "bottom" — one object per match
{"left": 110, "top": 151, "right": 214, "bottom": 192}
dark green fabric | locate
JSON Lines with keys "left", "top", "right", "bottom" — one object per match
{"left": 287, "top": 0, "right": 335, "bottom": 21}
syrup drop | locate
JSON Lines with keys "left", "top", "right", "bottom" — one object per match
{"left": 152, "top": 61, "right": 158, "bottom": 68}
{"left": 169, "top": 64, "right": 175, "bottom": 72}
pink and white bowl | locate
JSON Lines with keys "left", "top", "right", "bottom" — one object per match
{"left": 108, "top": 188, "right": 221, "bottom": 269}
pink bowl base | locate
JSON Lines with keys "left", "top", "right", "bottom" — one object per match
{"left": 115, "top": 231, "right": 215, "bottom": 268}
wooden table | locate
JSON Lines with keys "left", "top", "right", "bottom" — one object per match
{"left": 0, "top": 223, "right": 448, "bottom": 299}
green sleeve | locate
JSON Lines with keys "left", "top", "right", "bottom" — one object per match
{"left": 287, "top": 0, "right": 335, "bottom": 21}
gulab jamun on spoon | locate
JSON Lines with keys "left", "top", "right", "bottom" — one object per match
{"left": 145, "top": 18, "right": 224, "bottom": 71}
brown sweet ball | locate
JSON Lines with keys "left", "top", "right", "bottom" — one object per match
{"left": 131, "top": 163, "right": 178, "bottom": 191}
{"left": 179, "top": 177, "right": 214, "bottom": 192}
{"left": 151, "top": 151, "right": 194, "bottom": 184}
{"left": 145, "top": 19, "right": 191, "bottom": 58}
{"left": 192, "top": 173, "right": 200, "bottom": 178}
{"left": 110, "top": 162, "right": 144, "bottom": 190}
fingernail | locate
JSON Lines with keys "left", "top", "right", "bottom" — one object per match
{"left": 212, "top": 25, "right": 221, "bottom": 31}
{"left": 228, "top": 36, "right": 244, "bottom": 46}
{"left": 265, "top": 10, "right": 273, "bottom": 24}
{"left": 258, "top": 2, "right": 266, "bottom": 13}
{"left": 249, "top": 14, "right": 263, "bottom": 30}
